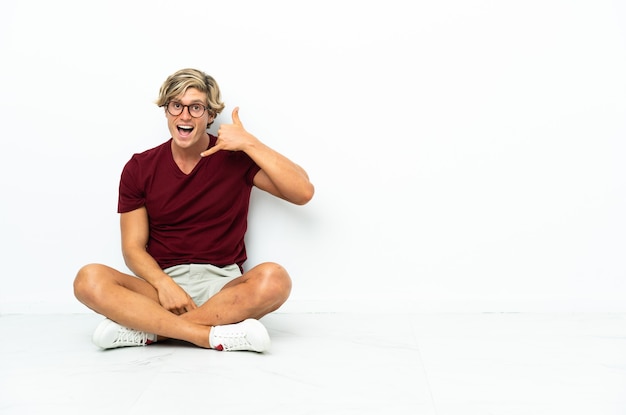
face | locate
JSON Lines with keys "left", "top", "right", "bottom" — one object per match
{"left": 165, "top": 87, "right": 214, "bottom": 151}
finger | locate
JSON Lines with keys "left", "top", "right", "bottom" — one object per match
{"left": 201, "top": 145, "right": 220, "bottom": 157}
{"left": 231, "top": 106, "right": 242, "bottom": 126}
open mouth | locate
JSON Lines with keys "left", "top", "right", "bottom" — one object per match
{"left": 177, "top": 125, "right": 194, "bottom": 137}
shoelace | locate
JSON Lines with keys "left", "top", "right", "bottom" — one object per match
{"left": 214, "top": 331, "right": 251, "bottom": 351}
{"left": 113, "top": 327, "right": 149, "bottom": 346}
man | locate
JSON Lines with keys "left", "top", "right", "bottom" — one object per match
{"left": 73, "top": 68, "right": 314, "bottom": 352}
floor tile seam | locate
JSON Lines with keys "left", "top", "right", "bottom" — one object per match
{"left": 408, "top": 318, "right": 440, "bottom": 415}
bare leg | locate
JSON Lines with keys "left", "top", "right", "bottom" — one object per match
{"left": 180, "top": 262, "right": 292, "bottom": 326}
{"left": 73, "top": 262, "right": 292, "bottom": 348}
{"left": 73, "top": 264, "right": 212, "bottom": 348}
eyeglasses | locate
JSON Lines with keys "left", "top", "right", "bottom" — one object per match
{"left": 164, "top": 101, "right": 211, "bottom": 118}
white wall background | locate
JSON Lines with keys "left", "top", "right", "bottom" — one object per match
{"left": 1, "top": 0, "right": 625, "bottom": 314}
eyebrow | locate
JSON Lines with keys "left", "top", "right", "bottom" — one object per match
{"left": 171, "top": 99, "right": 205, "bottom": 105}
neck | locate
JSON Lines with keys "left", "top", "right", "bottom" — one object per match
{"left": 171, "top": 133, "right": 210, "bottom": 174}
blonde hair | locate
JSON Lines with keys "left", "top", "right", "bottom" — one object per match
{"left": 156, "top": 68, "right": 225, "bottom": 128}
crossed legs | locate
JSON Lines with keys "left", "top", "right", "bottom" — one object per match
{"left": 73, "top": 262, "right": 292, "bottom": 348}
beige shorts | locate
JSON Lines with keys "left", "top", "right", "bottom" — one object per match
{"left": 163, "top": 263, "right": 242, "bottom": 307}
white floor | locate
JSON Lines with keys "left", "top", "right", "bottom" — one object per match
{"left": 1, "top": 312, "right": 625, "bottom": 414}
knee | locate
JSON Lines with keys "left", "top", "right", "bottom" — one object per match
{"left": 256, "top": 262, "right": 292, "bottom": 300}
{"left": 73, "top": 263, "right": 106, "bottom": 303}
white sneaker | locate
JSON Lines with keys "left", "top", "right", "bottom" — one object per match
{"left": 92, "top": 318, "right": 156, "bottom": 349}
{"left": 210, "top": 319, "right": 271, "bottom": 352}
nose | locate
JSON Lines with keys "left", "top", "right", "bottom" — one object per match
{"left": 180, "top": 105, "right": 192, "bottom": 119}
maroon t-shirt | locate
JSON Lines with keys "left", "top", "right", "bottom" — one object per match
{"left": 117, "top": 135, "right": 261, "bottom": 270}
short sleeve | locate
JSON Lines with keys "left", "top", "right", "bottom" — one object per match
{"left": 117, "top": 156, "right": 145, "bottom": 213}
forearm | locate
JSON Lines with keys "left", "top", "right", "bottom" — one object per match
{"left": 122, "top": 246, "right": 197, "bottom": 314}
{"left": 204, "top": 107, "right": 314, "bottom": 204}
{"left": 122, "top": 247, "right": 171, "bottom": 289}
{"left": 246, "top": 139, "right": 314, "bottom": 205}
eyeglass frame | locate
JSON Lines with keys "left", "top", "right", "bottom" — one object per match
{"left": 162, "top": 101, "right": 214, "bottom": 118}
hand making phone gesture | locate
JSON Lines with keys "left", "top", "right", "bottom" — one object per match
{"left": 201, "top": 107, "right": 257, "bottom": 157}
